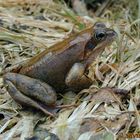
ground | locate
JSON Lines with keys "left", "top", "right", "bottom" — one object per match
{"left": 0, "top": 0, "right": 140, "bottom": 140}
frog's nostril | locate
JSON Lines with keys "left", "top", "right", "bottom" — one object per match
{"left": 112, "top": 30, "right": 117, "bottom": 35}
{"left": 112, "top": 31, "right": 118, "bottom": 38}
{"left": 107, "top": 30, "right": 117, "bottom": 38}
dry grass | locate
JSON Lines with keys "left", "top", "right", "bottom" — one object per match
{"left": 0, "top": 0, "right": 140, "bottom": 140}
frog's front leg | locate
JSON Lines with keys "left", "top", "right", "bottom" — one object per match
{"left": 65, "top": 63, "right": 92, "bottom": 91}
{"left": 3, "top": 73, "right": 57, "bottom": 116}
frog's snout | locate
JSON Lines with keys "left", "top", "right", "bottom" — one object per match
{"left": 107, "top": 29, "right": 118, "bottom": 40}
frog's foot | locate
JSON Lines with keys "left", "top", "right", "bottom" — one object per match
{"left": 3, "top": 72, "right": 57, "bottom": 117}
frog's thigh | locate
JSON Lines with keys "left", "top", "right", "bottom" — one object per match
{"left": 4, "top": 80, "right": 54, "bottom": 116}
{"left": 65, "top": 63, "right": 92, "bottom": 88}
{"left": 3, "top": 72, "right": 57, "bottom": 106}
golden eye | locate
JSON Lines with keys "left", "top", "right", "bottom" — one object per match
{"left": 95, "top": 31, "right": 106, "bottom": 40}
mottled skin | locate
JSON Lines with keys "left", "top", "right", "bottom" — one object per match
{"left": 3, "top": 23, "right": 117, "bottom": 116}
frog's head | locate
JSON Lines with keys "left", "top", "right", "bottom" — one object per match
{"left": 92, "top": 22, "right": 117, "bottom": 45}
{"left": 84, "top": 22, "right": 117, "bottom": 66}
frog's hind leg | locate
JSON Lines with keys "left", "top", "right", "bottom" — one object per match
{"left": 3, "top": 72, "right": 57, "bottom": 116}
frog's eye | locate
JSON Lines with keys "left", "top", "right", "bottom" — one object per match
{"left": 95, "top": 31, "right": 106, "bottom": 40}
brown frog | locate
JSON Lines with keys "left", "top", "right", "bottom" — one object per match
{"left": 3, "top": 22, "right": 117, "bottom": 116}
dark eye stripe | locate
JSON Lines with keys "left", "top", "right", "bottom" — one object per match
{"left": 87, "top": 42, "right": 95, "bottom": 49}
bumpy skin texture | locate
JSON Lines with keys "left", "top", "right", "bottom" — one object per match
{"left": 3, "top": 22, "right": 117, "bottom": 116}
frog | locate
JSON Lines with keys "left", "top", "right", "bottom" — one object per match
{"left": 3, "top": 22, "right": 117, "bottom": 116}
